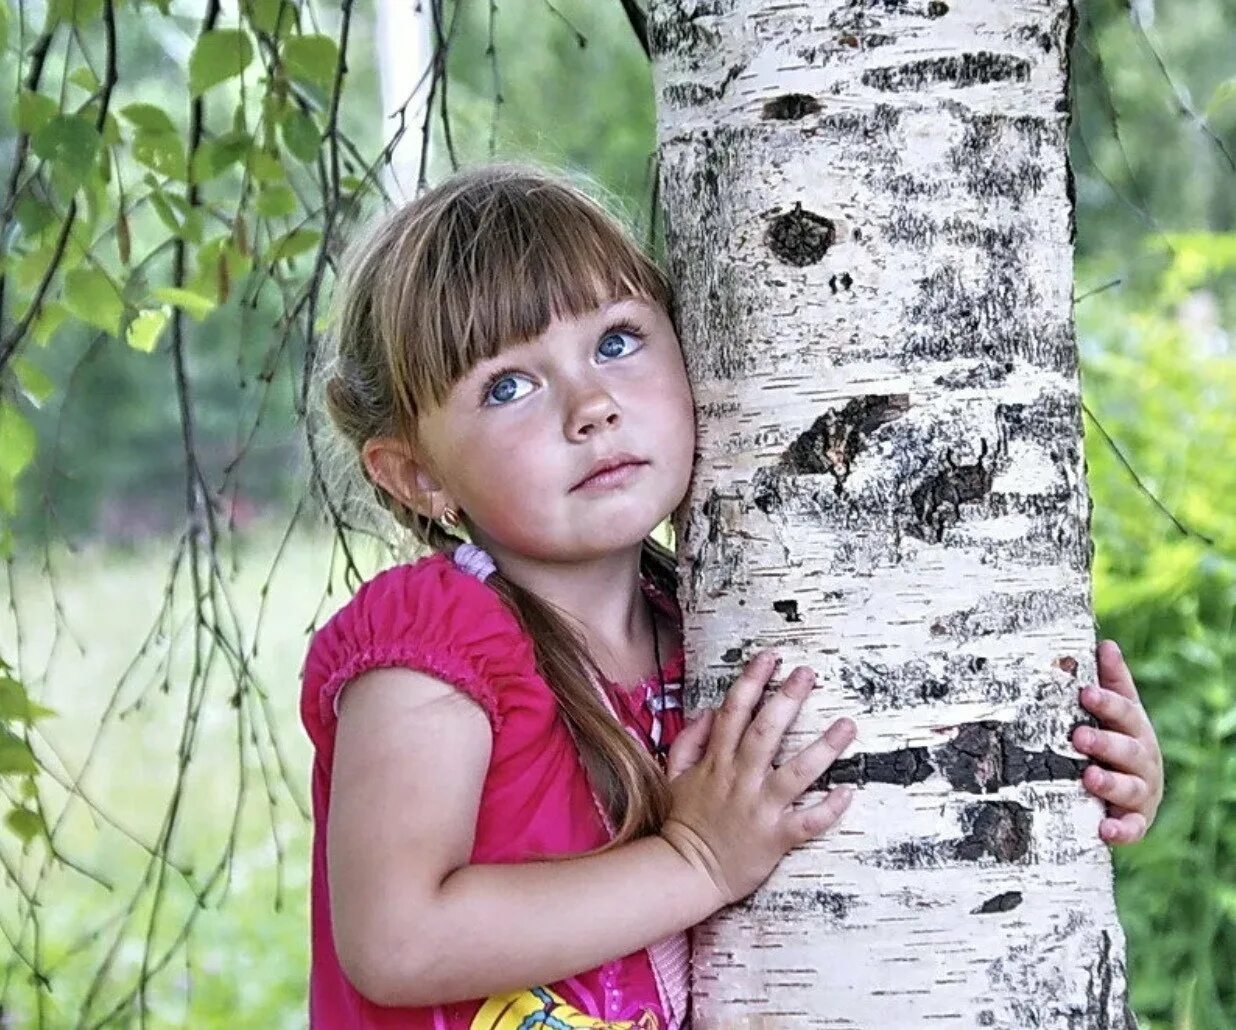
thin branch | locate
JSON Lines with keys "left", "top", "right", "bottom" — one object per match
{"left": 617, "top": 0, "right": 650, "bottom": 59}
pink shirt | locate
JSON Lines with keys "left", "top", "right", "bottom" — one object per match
{"left": 299, "top": 552, "right": 689, "bottom": 1028}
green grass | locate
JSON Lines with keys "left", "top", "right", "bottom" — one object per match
{"left": 0, "top": 525, "right": 394, "bottom": 1028}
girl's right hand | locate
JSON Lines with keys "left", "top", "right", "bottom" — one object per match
{"left": 659, "top": 651, "right": 856, "bottom": 908}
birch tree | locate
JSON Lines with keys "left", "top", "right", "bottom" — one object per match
{"left": 651, "top": 1, "right": 1135, "bottom": 1025}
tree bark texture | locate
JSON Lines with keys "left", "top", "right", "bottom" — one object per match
{"left": 651, "top": 1, "right": 1134, "bottom": 1026}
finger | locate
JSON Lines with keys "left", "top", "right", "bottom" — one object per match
{"left": 784, "top": 786, "right": 853, "bottom": 844}
{"left": 1072, "top": 726, "right": 1148, "bottom": 776}
{"left": 666, "top": 709, "right": 715, "bottom": 780}
{"left": 1080, "top": 684, "right": 1150, "bottom": 738}
{"left": 1099, "top": 811, "right": 1148, "bottom": 846}
{"left": 1082, "top": 765, "right": 1151, "bottom": 812}
{"left": 767, "top": 717, "right": 857, "bottom": 807}
{"left": 1096, "top": 640, "right": 1141, "bottom": 703}
{"left": 734, "top": 666, "right": 816, "bottom": 771}
{"left": 710, "top": 651, "right": 780, "bottom": 762}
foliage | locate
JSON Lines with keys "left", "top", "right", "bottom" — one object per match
{"left": 1080, "top": 232, "right": 1236, "bottom": 1028}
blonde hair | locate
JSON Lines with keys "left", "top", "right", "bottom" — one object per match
{"left": 319, "top": 164, "right": 678, "bottom": 845}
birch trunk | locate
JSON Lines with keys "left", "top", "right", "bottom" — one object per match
{"left": 650, "top": 2, "right": 1134, "bottom": 1026}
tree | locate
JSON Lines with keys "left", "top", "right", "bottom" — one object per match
{"left": 651, "top": 0, "right": 1134, "bottom": 1024}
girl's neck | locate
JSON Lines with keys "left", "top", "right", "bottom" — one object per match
{"left": 476, "top": 540, "right": 663, "bottom": 682}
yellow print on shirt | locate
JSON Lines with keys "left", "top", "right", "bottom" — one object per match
{"left": 470, "top": 985, "right": 660, "bottom": 1030}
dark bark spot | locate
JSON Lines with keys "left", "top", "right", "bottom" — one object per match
{"left": 974, "top": 890, "right": 1023, "bottom": 914}
{"left": 766, "top": 203, "right": 836, "bottom": 266}
{"left": 927, "top": 1, "right": 949, "bottom": 16}
{"left": 738, "top": 888, "right": 855, "bottom": 922}
{"left": 721, "top": 647, "right": 744, "bottom": 663}
{"left": 954, "top": 801, "right": 1032, "bottom": 862}
{"left": 780, "top": 394, "right": 910, "bottom": 494}
{"left": 863, "top": 53, "right": 1032, "bottom": 92}
{"left": 762, "top": 92, "right": 822, "bottom": 120}
{"left": 907, "top": 439, "right": 994, "bottom": 542}
{"left": 828, "top": 271, "right": 854, "bottom": 294}
{"left": 1054, "top": 655, "right": 1079, "bottom": 676}
{"left": 772, "top": 599, "right": 801, "bottom": 623}
{"left": 819, "top": 746, "right": 933, "bottom": 789}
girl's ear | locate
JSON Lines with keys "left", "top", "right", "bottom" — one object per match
{"left": 361, "top": 436, "right": 456, "bottom": 521}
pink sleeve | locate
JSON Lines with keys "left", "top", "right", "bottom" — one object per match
{"left": 300, "top": 556, "right": 533, "bottom": 735}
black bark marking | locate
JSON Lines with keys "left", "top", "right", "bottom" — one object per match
{"left": 823, "top": 747, "right": 933, "bottom": 789}
{"left": 737, "top": 888, "right": 855, "bottom": 922}
{"left": 772, "top": 599, "right": 801, "bottom": 623}
{"left": 1086, "top": 929, "right": 1136, "bottom": 1029}
{"left": 937, "top": 721, "right": 1085, "bottom": 794}
{"left": 828, "top": 271, "right": 854, "bottom": 294}
{"left": 720, "top": 647, "right": 744, "bottom": 663}
{"left": 954, "top": 801, "right": 1032, "bottom": 862}
{"left": 863, "top": 53, "right": 1032, "bottom": 93}
{"left": 974, "top": 891, "right": 1023, "bottom": 914}
{"left": 779, "top": 394, "right": 910, "bottom": 495}
{"left": 762, "top": 93, "right": 821, "bottom": 121}
{"left": 907, "top": 440, "right": 994, "bottom": 542}
{"left": 819, "top": 721, "right": 1083, "bottom": 793}
{"left": 926, "top": 1, "right": 949, "bottom": 16}
{"left": 928, "top": 589, "right": 1086, "bottom": 643}
{"left": 766, "top": 203, "right": 836, "bottom": 266}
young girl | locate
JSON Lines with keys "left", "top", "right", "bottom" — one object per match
{"left": 300, "top": 165, "right": 1164, "bottom": 1029}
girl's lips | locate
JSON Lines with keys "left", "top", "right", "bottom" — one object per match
{"left": 571, "top": 461, "right": 649, "bottom": 492}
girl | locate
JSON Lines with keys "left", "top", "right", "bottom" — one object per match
{"left": 301, "top": 165, "right": 1164, "bottom": 1029}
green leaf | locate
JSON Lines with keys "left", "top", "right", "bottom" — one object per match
{"left": 0, "top": 406, "right": 36, "bottom": 490}
{"left": 15, "top": 90, "right": 59, "bottom": 133}
{"left": 121, "top": 102, "right": 176, "bottom": 135}
{"left": 0, "top": 678, "right": 57, "bottom": 723}
{"left": 152, "top": 286, "right": 215, "bottom": 322}
{"left": 255, "top": 183, "right": 296, "bottom": 218}
{"left": 280, "top": 108, "right": 321, "bottom": 163}
{"left": 13, "top": 360, "right": 56, "bottom": 408}
{"left": 189, "top": 29, "right": 254, "bottom": 97}
{"left": 68, "top": 65, "right": 100, "bottom": 93}
{"left": 15, "top": 196, "right": 57, "bottom": 238}
{"left": 268, "top": 228, "right": 320, "bottom": 262}
{"left": 32, "top": 115, "right": 100, "bottom": 186}
{"left": 125, "top": 306, "right": 171, "bottom": 351}
{"left": 31, "top": 302, "right": 69, "bottom": 346}
{"left": 64, "top": 267, "right": 124, "bottom": 335}
{"left": 133, "top": 131, "right": 187, "bottom": 181}
{"left": 281, "top": 35, "right": 338, "bottom": 92}
{"left": 244, "top": 0, "right": 286, "bottom": 35}
{"left": 5, "top": 806, "right": 44, "bottom": 844}
{"left": 1206, "top": 77, "right": 1236, "bottom": 121}
{"left": 49, "top": 0, "right": 102, "bottom": 26}
{"left": 250, "top": 149, "right": 286, "bottom": 183}
{"left": 191, "top": 130, "right": 252, "bottom": 183}
{"left": 148, "top": 189, "right": 181, "bottom": 234}
{"left": 0, "top": 730, "right": 36, "bottom": 775}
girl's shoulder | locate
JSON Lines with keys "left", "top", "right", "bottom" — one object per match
{"left": 300, "top": 552, "right": 535, "bottom": 734}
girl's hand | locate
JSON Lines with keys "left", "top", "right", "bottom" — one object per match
{"left": 1072, "top": 639, "right": 1164, "bottom": 846}
{"left": 659, "top": 651, "right": 857, "bottom": 908}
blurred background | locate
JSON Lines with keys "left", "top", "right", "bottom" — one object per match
{"left": 0, "top": 0, "right": 1233, "bottom": 1026}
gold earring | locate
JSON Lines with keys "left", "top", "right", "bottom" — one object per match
{"left": 441, "top": 506, "right": 461, "bottom": 529}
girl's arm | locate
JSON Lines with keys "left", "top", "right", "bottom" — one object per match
{"left": 328, "top": 654, "right": 854, "bottom": 1008}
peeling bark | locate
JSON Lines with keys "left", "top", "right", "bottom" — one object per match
{"left": 652, "top": 0, "right": 1132, "bottom": 1025}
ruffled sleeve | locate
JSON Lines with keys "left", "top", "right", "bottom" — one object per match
{"left": 300, "top": 553, "right": 534, "bottom": 736}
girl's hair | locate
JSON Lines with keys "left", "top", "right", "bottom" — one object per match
{"left": 320, "top": 164, "right": 679, "bottom": 846}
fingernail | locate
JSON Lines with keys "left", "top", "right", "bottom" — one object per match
{"left": 1076, "top": 727, "right": 1093, "bottom": 748}
{"left": 1091, "top": 768, "right": 1108, "bottom": 789}
{"left": 1082, "top": 685, "right": 1101, "bottom": 705}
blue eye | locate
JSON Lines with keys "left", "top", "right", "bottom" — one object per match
{"left": 483, "top": 372, "right": 533, "bottom": 406}
{"left": 598, "top": 328, "right": 640, "bottom": 361}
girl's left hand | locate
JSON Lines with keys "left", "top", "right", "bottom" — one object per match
{"left": 1072, "top": 639, "right": 1164, "bottom": 846}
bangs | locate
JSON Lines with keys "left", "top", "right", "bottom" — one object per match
{"left": 372, "top": 168, "right": 673, "bottom": 418}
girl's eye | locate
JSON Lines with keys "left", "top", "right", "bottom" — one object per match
{"left": 483, "top": 373, "right": 533, "bottom": 407}
{"left": 597, "top": 328, "right": 641, "bottom": 361}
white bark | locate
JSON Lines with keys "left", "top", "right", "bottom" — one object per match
{"left": 651, "top": 1, "right": 1133, "bottom": 1026}
{"left": 374, "top": 0, "right": 433, "bottom": 199}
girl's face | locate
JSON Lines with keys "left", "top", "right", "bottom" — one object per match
{"left": 414, "top": 296, "right": 696, "bottom": 563}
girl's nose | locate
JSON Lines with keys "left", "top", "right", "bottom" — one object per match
{"left": 566, "top": 386, "right": 621, "bottom": 440}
